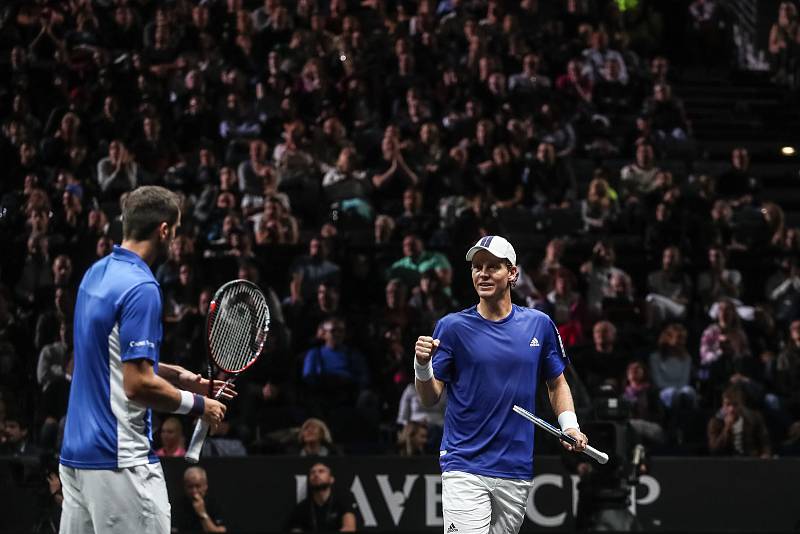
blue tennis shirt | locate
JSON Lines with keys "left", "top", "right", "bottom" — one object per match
{"left": 61, "top": 246, "right": 162, "bottom": 469}
{"left": 432, "top": 304, "right": 568, "bottom": 479}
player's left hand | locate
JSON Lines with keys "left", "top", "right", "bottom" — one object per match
{"left": 561, "top": 428, "right": 588, "bottom": 453}
{"left": 178, "top": 371, "right": 237, "bottom": 401}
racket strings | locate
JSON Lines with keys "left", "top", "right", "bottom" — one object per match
{"left": 209, "top": 283, "right": 270, "bottom": 372}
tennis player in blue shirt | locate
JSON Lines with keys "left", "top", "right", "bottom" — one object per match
{"left": 59, "top": 186, "right": 228, "bottom": 534}
{"left": 414, "top": 235, "right": 589, "bottom": 534}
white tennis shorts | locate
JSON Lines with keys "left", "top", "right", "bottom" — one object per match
{"left": 442, "top": 470, "right": 533, "bottom": 534}
{"left": 59, "top": 462, "right": 170, "bottom": 534}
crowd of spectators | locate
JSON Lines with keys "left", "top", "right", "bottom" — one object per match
{"left": 2, "top": 3, "right": 800, "bottom": 504}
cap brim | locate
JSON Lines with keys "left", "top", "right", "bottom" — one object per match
{"left": 466, "top": 245, "right": 500, "bottom": 261}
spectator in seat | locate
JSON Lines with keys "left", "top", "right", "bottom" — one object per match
{"left": 768, "top": 2, "right": 800, "bottom": 87}
{"left": 130, "top": 115, "right": 177, "bottom": 179}
{"left": 642, "top": 83, "right": 690, "bottom": 143}
{"left": 273, "top": 121, "right": 317, "bottom": 188}
{"left": 396, "top": 187, "right": 435, "bottom": 240}
{"left": 700, "top": 299, "right": 751, "bottom": 393}
{"left": 766, "top": 257, "right": 800, "bottom": 326}
{"left": 175, "top": 466, "right": 226, "bottom": 533}
{"left": 601, "top": 271, "right": 641, "bottom": 337}
{"left": 759, "top": 202, "right": 787, "bottom": 255}
{"left": 593, "top": 57, "right": 632, "bottom": 115}
{"left": 16, "top": 233, "right": 51, "bottom": 309}
{"left": 36, "top": 319, "right": 70, "bottom": 393}
{"left": 537, "top": 268, "right": 586, "bottom": 348}
{"left": 287, "top": 462, "right": 357, "bottom": 533}
{"left": 397, "top": 420, "right": 431, "bottom": 456}
{"left": 479, "top": 144, "right": 524, "bottom": 212}
{"left": 252, "top": 195, "right": 300, "bottom": 245}
{"left": 697, "top": 246, "right": 742, "bottom": 311}
{"left": 645, "top": 246, "right": 692, "bottom": 326}
{"left": 34, "top": 285, "right": 73, "bottom": 354}
{"left": 321, "top": 147, "right": 369, "bottom": 197}
{"left": 622, "top": 361, "right": 666, "bottom": 446}
{"left": 288, "top": 236, "right": 341, "bottom": 306}
{"left": 580, "top": 240, "right": 633, "bottom": 315}
{"left": 620, "top": 142, "right": 660, "bottom": 199}
{"left": 776, "top": 320, "right": 800, "bottom": 411}
{"left": 0, "top": 413, "right": 39, "bottom": 458}
{"left": 708, "top": 386, "right": 771, "bottom": 458}
{"left": 155, "top": 416, "right": 186, "bottom": 458}
{"left": 508, "top": 52, "right": 552, "bottom": 95}
{"left": 374, "top": 278, "right": 410, "bottom": 332}
{"left": 396, "top": 380, "right": 446, "bottom": 444}
{"left": 288, "top": 282, "right": 342, "bottom": 352}
{"left": 386, "top": 234, "right": 452, "bottom": 294}
{"left": 96, "top": 139, "right": 138, "bottom": 199}
{"left": 534, "top": 238, "right": 568, "bottom": 293}
{"left": 238, "top": 139, "right": 275, "bottom": 197}
{"left": 580, "top": 176, "right": 618, "bottom": 233}
{"left": 525, "top": 141, "right": 576, "bottom": 211}
{"left": 50, "top": 254, "right": 74, "bottom": 292}
{"left": 371, "top": 133, "right": 420, "bottom": 215}
{"left": 716, "top": 147, "right": 758, "bottom": 208}
{"left": 582, "top": 29, "right": 629, "bottom": 84}
{"left": 301, "top": 317, "right": 370, "bottom": 408}
{"left": 155, "top": 234, "right": 194, "bottom": 290}
{"left": 574, "top": 320, "right": 629, "bottom": 394}
{"left": 649, "top": 324, "right": 697, "bottom": 409}
{"left": 293, "top": 417, "right": 340, "bottom": 457}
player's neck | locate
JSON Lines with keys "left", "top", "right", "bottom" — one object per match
{"left": 121, "top": 239, "right": 157, "bottom": 266}
{"left": 477, "top": 295, "right": 512, "bottom": 321}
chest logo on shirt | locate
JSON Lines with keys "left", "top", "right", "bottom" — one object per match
{"left": 529, "top": 336, "right": 540, "bottom": 347}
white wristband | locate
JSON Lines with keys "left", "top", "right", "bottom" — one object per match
{"left": 174, "top": 390, "right": 195, "bottom": 415}
{"left": 558, "top": 411, "right": 580, "bottom": 432}
{"left": 414, "top": 358, "right": 434, "bottom": 382}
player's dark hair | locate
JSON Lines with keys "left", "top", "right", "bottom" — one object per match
{"left": 121, "top": 186, "right": 180, "bottom": 241}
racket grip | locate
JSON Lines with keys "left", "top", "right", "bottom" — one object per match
{"left": 185, "top": 419, "right": 210, "bottom": 464}
{"left": 584, "top": 444, "right": 609, "bottom": 465}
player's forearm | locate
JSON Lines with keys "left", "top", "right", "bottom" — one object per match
{"left": 415, "top": 378, "right": 444, "bottom": 407}
{"left": 156, "top": 362, "right": 181, "bottom": 384}
{"left": 546, "top": 374, "right": 576, "bottom": 417}
{"left": 126, "top": 373, "right": 184, "bottom": 412}
{"left": 123, "top": 362, "right": 184, "bottom": 412}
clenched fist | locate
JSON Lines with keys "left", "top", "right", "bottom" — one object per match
{"left": 415, "top": 336, "right": 440, "bottom": 365}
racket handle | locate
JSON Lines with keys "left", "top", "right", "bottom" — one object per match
{"left": 584, "top": 444, "right": 609, "bottom": 465}
{"left": 185, "top": 419, "right": 210, "bottom": 464}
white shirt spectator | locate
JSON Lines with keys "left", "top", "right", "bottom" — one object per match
{"left": 396, "top": 383, "right": 446, "bottom": 428}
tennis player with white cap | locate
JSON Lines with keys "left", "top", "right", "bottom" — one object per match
{"left": 414, "top": 235, "right": 589, "bottom": 534}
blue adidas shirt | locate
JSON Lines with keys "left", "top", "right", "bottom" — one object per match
{"left": 432, "top": 304, "right": 567, "bottom": 479}
{"left": 61, "top": 246, "right": 162, "bottom": 469}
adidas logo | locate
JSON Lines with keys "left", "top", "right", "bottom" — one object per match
{"left": 530, "top": 337, "right": 539, "bottom": 347}
{"left": 447, "top": 523, "right": 458, "bottom": 533}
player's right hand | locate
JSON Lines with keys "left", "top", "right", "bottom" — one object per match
{"left": 202, "top": 398, "right": 226, "bottom": 426}
{"left": 415, "top": 336, "right": 439, "bottom": 365}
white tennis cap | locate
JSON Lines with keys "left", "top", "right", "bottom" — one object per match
{"left": 465, "top": 235, "right": 517, "bottom": 265}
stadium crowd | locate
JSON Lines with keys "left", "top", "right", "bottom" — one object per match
{"left": 2, "top": 1, "right": 800, "bottom": 507}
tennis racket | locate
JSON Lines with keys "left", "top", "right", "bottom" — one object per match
{"left": 185, "top": 279, "right": 270, "bottom": 463}
{"left": 512, "top": 405, "right": 609, "bottom": 464}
